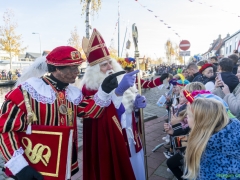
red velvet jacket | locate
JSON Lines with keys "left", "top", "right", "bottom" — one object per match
{"left": 135, "top": 76, "right": 163, "bottom": 89}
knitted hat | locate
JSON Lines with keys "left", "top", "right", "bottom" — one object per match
{"left": 199, "top": 63, "right": 213, "bottom": 73}
{"left": 169, "top": 78, "right": 177, "bottom": 86}
{"left": 177, "top": 79, "right": 190, "bottom": 86}
{"left": 183, "top": 90, "right": 235, "bottom": 118}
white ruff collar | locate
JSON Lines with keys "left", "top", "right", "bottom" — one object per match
{"left": 21, "top": 77, "right": 82, "bottom": 105}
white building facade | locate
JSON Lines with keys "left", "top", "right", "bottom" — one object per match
{"left": 224, "top": 30, "right": 240, "bottom": 57}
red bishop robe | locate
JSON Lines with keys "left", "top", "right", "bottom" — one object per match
{"left": 82, "top": 85, "right": 136, "bottom": 180}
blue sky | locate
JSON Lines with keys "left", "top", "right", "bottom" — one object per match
{"left": 0, "top": 0, "right": 240, "bottom": 60}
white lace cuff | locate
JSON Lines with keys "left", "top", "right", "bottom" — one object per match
{"left": 5, "top": 148, "right": 28, "bottom": 175}
{"left": 112, "top": 92, "right": 123, "bottom": 109}
{"left": 93, "top": 86, "right": 112, "bottom": 107}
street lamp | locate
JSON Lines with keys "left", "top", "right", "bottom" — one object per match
{"left": 32, "top": 32, "right": 41, "bottom": 56}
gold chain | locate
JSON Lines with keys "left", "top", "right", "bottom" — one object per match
{"left": 43, "top": 77, "right": 73, "bottom": 126}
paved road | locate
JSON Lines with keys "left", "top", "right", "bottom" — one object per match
{"left": 142, "top": 85, "right": 168, "bottom": 121}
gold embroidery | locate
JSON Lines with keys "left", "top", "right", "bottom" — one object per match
{"left": 89, "top": 56, "right": 110, "bottom": 66}
{"left": 112, "top": 116, "right": 122, "bottom": 134}
{"left": 134, "top": 131, "right": 140, "bottom": 148}
{"left": 70, "top": 51, "right": 81, "bottom": 60}
{"left": 67, "top": 108, "right": 73, "bottom": 126}
{"left": 21, "top": 130, "right": 62, "bottom": 177}
{"left": 22, "top": 137, "right": 51, "bottom": 166}
{"left": 23, "top": 90, "right": 37, "bottom": 124}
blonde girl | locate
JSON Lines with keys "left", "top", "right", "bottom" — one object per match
{"left": 183, "top": 98, "right": 240, "bottom": 180}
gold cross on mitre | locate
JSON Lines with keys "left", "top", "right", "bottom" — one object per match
{"left": 183, "top": 90, "right": 194, "bottom": 103}
{"left": 86, "top": 29, "right": 108, "bottom": 58}
{"left": 96, "top": 35, "right": 107, "bottom": 56}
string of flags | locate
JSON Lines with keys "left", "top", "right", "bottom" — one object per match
{"left": 189, "top": 0, "right": 240, "bottom": 18}
{"left": 135, "top": 0, "right": 181, "bottom": 38}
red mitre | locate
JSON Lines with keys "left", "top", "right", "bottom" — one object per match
{"left": 183, "top": 90, "right": 194, "bottom": 104}
{"left": 199, "top": 63, "right": 213, "bottom": 73}
{"left": 85, "top": 29, "right": 110, "bottom": 66}
{"left": 46, "top": 46, "right": 83, "bottom": 66}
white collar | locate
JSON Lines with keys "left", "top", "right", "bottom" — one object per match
{"left": 21, "top": 77, "right": 82, "bottom": 105}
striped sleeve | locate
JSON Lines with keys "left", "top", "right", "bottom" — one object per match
{"left": 0, "top": 100, "right": 27, "bottom": 161}
{"left": 77, "top": 96, "right": 105, "bottom": 119}
{"left": 135, "top": 77, "right": 163, "bottom": 89}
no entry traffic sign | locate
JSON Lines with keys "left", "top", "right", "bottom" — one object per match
{"left": 179, "top": 40, "right": 190, "bottom": 51}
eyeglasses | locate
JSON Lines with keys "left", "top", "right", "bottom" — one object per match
{"left": 60, "top": 66, "right": 80, "bottom": 73}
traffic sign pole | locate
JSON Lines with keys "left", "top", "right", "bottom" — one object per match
{"left": 179, "top": 40, "right": 191, "bottom": 65}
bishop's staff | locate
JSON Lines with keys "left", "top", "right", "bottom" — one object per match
{"left": 132, "top": 23, "right": 148, "bottom": 180}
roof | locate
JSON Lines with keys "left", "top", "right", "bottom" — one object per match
{"left": 25, "top": 52, "right": 41, "bottom": 58}
{"left": 202, "top": 35, "right": 227, "bottom": 56}
{"left": 42, "top": 50, "right": 51, "bottom": 55}
{"left": 224, "top": 29, "right": 240, "bottom": 42}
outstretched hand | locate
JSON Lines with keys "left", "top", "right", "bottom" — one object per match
{"left": 101, "top": 71, "right": 125, "bottom": 94}
{"left": 115, "top": 70, "right": 139, "bottom": 96}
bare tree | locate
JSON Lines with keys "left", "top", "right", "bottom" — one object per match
{"left": 0, "top": 9, "right": 27, "bottom": 69}
{"left": 67, "top": 26, "right": 86, "bottom": 60}
{"left": 80, "top": 0, "right": 101, "bottom": 39}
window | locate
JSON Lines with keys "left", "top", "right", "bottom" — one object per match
{"left": 229, "top": 41, "right": 232, "bottom": 53}
{"left": 235, "top": 37, "right": 238, "bottom": 50}
{"left": 226, "top": 47, "right": 228, "bottom": 54}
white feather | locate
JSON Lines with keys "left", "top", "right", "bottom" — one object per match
{"left": 15, "top": 56, "right": 48, "bottom": 87}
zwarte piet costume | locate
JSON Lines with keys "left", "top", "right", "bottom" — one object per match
{"left": 0, "top": 46, "right": 111, "bottom": 180}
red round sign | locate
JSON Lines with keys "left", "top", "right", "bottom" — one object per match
{"left": 179, "top": 40, "right": 191, "bottom": 51}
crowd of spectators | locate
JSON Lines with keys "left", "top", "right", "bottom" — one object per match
{"left": 160, "top": 52, "right": 240, "bottom": 180}
{"left": 0, "top": 69, "right": 21, "bottom": 80}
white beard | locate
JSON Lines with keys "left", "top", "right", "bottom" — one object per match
{"left": 79, "top": 58, "right": 138, "bottom": 112}
{"left": 122, "top": 84, "right": 138, "bottom": 113}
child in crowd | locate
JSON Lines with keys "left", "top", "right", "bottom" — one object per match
{"left": 198, "top": 63, "right": 215, "bottom": 91}
{"left": 166, "top": 86, "right": 236, "bottom": 180}
{"left": 183, "top": 98, "right": 240, "bottom": 180}
{"left": 163, "top": 78, "right": 190, "bottom": 158}
{"left": 164, "top": 82, "right": 206, "bottom": 180}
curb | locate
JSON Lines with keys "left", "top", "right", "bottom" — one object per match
{"left": 144, "top": 115, "right": 158, "bottom": 122}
